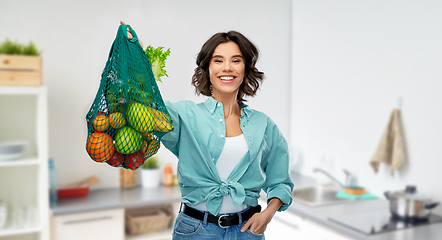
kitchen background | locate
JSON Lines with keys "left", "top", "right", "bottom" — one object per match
{"left": 0, "top": 0, "right": 292, "bottom": 189}
{"left": 1, "top": 0, "right": 442, "bottom": 214}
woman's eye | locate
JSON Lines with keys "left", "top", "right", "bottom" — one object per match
{"left": 214, "top": 59, "right": 222, "bottom": 63}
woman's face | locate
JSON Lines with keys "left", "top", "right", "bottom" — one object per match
{"left": 209, "top": 41, "right": 245, "bottom": 99}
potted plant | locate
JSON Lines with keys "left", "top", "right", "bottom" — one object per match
{"left": 0, "top": 39, "right": 42, "bottom": 86}
{"left": 140, "top": 156, "right": 160, "bottom": 188}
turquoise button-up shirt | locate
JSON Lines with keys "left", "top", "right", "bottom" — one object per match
{"left": 161, "top": 97, "right": 294, "bottom": 216}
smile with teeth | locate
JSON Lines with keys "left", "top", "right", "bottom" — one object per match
{"left": 219, "top": 76, "right": 235, "bottom": 81}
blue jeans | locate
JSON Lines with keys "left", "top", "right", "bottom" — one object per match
{"left": 172, "top": 205, "right": 265, "bottom": 240}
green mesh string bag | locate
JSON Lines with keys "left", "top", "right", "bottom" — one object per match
{"left": 85, "top": 25, "right": 173, "bottom": 170}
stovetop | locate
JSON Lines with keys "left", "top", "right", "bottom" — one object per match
{"left": 329, "top": 209, "right": 442, "bottom": 235}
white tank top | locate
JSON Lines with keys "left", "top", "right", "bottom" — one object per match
{"left": 192, "top": 134, "right": 249, "bottom": 214}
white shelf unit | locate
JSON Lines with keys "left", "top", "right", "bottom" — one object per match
{"left": 0, "top": 86, "right": 49, "bottom": 240}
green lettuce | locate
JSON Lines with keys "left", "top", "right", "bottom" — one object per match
{"left": 145, "top": 45, "right": 171, "bottom": 82}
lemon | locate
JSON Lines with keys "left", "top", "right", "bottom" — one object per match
{"left": 127, "top": 102, "right": 154, "bottom": 133}
{"left": 109, "top": 112, "right": 126, "bottom": 129}
{"left": 148, "top": 107, "right": 173, "bottom": 132}
{"left": 142, "top": 135, "right": 161, "bottom": 158}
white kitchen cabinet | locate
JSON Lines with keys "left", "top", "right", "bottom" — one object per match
{"left": 265, "top": 206, "right": 305, "bottom": 239}
{"left": 301, "top": 219, "right": 354, "bottom": 240}
{"left": 262, "top": 196, "right": 353, "bottom": 240}
{"left": 260, "top": 199, "right": 304, "bottom": 239}
{"left": 50, "top": 201, "right": 180, "bottom": 240}
{"left": 0, "top": 86, "right": 49, "bottom": 240}
{"left": 50, "top": 208, "right": 124, "bottom": 240}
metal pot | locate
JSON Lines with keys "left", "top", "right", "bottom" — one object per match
{"left": 384, "top": 185, "right": 439, "bottom": 221}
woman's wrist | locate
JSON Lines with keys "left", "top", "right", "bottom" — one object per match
{"left": 264, "top": 198, "right": 283, "bottom": 216}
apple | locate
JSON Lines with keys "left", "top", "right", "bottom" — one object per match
{"left": 124, "top": 151, "right": 146, "bottom": 170}
{"left": 107, "top": 152, "right": 125, "bottom": 167}
{"left": 114, "top": 126, "right": 142, "bottom": 154}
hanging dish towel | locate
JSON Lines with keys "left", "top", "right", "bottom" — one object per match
{"left": 370, "top": 109, "right": 405, "bottom": 177}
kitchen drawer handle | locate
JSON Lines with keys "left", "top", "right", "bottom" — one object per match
{"left": 63, "top": 215, "right": 113, "bottom": 225}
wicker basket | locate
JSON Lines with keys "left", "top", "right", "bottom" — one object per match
{"left": 125, "top": 204, "right": 173, "bottom": 235}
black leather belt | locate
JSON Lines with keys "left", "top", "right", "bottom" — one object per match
{"left": 181, "top": 204, "right": 261, "bottom": 228}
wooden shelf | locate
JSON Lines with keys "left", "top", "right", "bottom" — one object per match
{"left": 0, "top": 157, "right": 40, "bottom": 168}
{"left": 0, "top": 225, "right": 42, "bottom": 237}
{"left": 0, "top": 86, "right": 46, "bottom": 95}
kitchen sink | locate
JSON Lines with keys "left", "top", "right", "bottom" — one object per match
{"left": 292, "top": 185, "right": 353, "bottom": 206}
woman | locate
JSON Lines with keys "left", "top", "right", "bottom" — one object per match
{"left": 121, "top": 21, "right": 293, "bottom": 239}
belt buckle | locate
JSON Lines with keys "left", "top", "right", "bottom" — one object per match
{"left": 218, "top": 214, "right": 230, "bottom": 229}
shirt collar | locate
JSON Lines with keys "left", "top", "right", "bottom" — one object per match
{"left": 204, "top": 97, "right": 254, "bottom": 118}
{"left": 204, "top": 97, "right": 219, "bottom": 115}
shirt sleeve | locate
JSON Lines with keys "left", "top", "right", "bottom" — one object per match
{"left": 159, "top": 101, "right": 181, "bottom": 157}
{"left": 262, "top": 122, "right": 294, "bottom": 212}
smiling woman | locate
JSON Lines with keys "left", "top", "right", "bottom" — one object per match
{"left": 144, "top": 28, "right": 294, "bottom": 239}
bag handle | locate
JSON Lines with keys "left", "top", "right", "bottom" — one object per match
{"left": 106, "top": 24, "right": 141, "bottom": 60}
{"left": 120, "top": 24, "right": 139, "bottom": 43}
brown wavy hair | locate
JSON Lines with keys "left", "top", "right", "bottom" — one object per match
{"left": 191, "top": 31, "right": 264, "bottom": 104}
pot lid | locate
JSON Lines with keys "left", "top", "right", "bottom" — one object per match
{"left": 391, "top": 185, "right": 431, "bottom": 201}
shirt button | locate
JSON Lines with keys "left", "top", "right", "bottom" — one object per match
{"left": 242, "top": 125, "right": 245, "bottom": 128}
{"left": 249, "top": 139, "right": 252, "bottom": 142}
{"left": 211, "top": 109, "right": 214, "bottom": 112}
{"left": 217, "top": 103, "right": 221, "bottom": 107}
{"left": 221, "top": 135, "right": 224, "bottom": 138}
{"left": 219, "top": 119, "right": 223, "bottom": 122}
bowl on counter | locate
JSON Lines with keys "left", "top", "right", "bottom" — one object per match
{"left": 0, "top": 141, "right": 29, "bottom": 161}
{"left": 57, "top": 187, "right": 90, "bottom": 199}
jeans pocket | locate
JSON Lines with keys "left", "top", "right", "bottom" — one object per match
{"left": 246, "top": 229, "right": 265, "bottom": 238}
{"left": 173, "top": 212, "right": 203, "bottom": 237}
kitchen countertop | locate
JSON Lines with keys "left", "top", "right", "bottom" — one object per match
{"left": 51, "top": 185, "right": 182, "bottom": 215}
{"left": 51, "top": 175, "right": 442, "bottom": 239}
{"left": 288, "top": 173, "right": 442, "bottom": 240}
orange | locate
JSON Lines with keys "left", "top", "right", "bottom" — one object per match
{"left": 141, "top": 140, "right": 148, "bottom": 153}
{"left": 86, "top": 132, "right": 115, "bottom": 162}
{"left": 109, "top": 112, "right": 126, "bottom": 129}
{"left": 93, "top": 114, "right": 110, "bottom": 132}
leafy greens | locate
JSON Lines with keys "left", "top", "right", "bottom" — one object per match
{"left": 145, "top": 45, "right": 171, "bottom": 82}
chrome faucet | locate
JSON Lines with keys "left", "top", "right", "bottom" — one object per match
{"left": 343, "top": 169, "right": 357, "bottom": 187}
{"left": 313, "top": 168, "right": 357, "bottom": 188}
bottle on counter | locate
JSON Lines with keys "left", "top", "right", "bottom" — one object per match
{"left": 164, "top": 163, "right": 173, "bottom": 187}
{"left": 48, "top": 159, "right": 58, "bottom": 205}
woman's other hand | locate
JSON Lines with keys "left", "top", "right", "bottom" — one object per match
{"left": 120, "top": 20, "right": 144, "bottom": 48}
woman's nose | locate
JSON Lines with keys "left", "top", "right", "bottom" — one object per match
{"left": 222, "top": 62, "right": 232, "bottom": 71}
